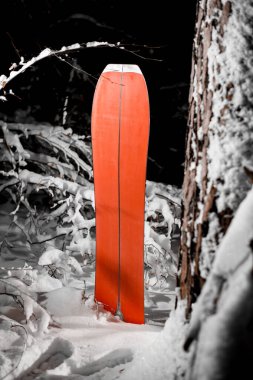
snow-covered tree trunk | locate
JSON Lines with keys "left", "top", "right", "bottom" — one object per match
{"left": 180, "top": 0, "right": 253, "bottom": 313}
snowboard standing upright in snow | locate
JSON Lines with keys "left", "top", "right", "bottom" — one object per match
{"left": 91, "top": 64, "right": 150, "bottom": 324}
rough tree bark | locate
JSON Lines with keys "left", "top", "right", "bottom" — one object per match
{"left": 180, "top": 0, "right": 253, "bottom": 314}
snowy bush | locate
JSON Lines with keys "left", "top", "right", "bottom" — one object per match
{"left": 0, "top": 44, "right": 182, "bottom": 379}
{"left": 0, "top": 120, "right": 94, "bottom": 273}
{"left": 144, "top": 181, "right": 181, "bottom": 291}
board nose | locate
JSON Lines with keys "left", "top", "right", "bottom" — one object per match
{"left": 103, "top": 64, "right": 142, "bottom": 74}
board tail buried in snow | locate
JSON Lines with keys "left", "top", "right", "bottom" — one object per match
{"left": 91, "top": 64, "right": 150, "bottom": 324}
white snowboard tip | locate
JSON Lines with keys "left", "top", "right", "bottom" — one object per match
{"left": 103, "top": 64, "right": 142, "bottom": 74}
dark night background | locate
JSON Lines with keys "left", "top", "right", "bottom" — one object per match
{"left": 0, "top": 1, "right": 196, "bottom": 186}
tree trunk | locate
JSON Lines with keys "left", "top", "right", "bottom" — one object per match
{"left": 180, "top": 0, "right": 253, "bottom": 315}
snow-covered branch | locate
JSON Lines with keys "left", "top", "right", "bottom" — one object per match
{"left": 19, "top": 169, "right": 92, "bottom": 199}
{"left": 0, "top": 40, "right": 162, "bottom": 95}
{"left": 0, "top": 41, "right": 118, "bottom": 91}
{"left": 0, "top": 278, "right": 52, "bottom": 335}
{"left": 0, "top": 121, "right": 93, "bottom": 182}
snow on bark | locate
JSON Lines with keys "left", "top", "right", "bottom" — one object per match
{"left": 184, "top": 188, "right": 253, "bottom": 380}
{"left": 180, "top": 0, "right": 253, "bottom": 311}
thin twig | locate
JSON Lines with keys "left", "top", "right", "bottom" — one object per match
{"left": 24, "top": 226, "right": 88, "bottom": 245}
{"left": 6, "top": 32, "right": 22, "bottom": 61}
{"left": 155, "top": 192, "right": 181, "bottom": 207}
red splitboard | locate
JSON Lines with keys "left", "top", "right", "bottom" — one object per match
{"left": 91, "top": 64, "right": 149, "bottom": 324}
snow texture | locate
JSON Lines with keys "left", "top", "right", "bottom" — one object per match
{"left": 185, "top": 188, "right": 253, "bottom": 379}
{"left": 121, "top": 300, "right": 189, "bottom": 380}
{"left": 199, "top": 212, "right": 220, "bottom": 278}
{"left": 195, "top": 0, "right": 253, "bottom": 277}
{"left": 207, "top": 0, "right": 253, "bottom": 207}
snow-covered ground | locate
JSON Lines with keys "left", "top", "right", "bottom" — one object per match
{"left": 0, "top": 290, "right": 161, "bottom": 379}
{"left": 0, "top": 181, "right": 181, "bottom": 379}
